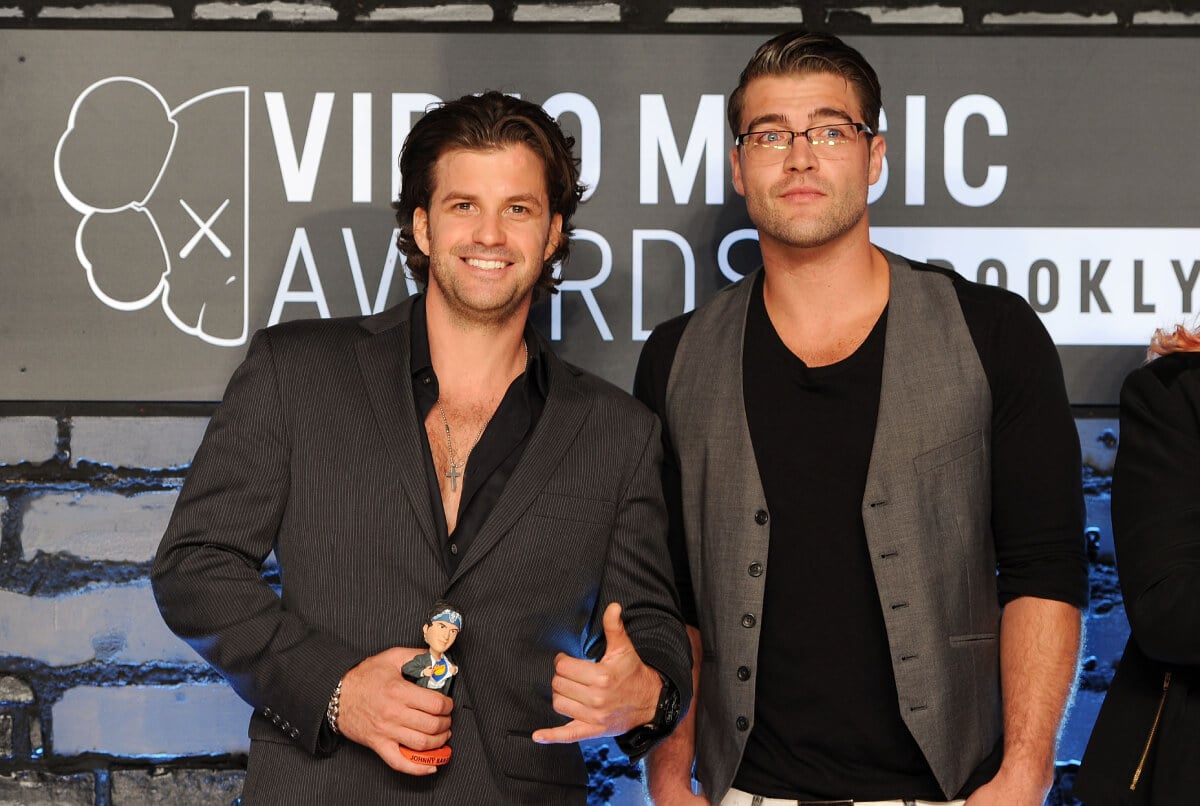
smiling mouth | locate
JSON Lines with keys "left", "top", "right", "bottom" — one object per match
{"left": 464, "top": 257, "right": 510, "bottom": 270}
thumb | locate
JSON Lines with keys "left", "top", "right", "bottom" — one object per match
{"left": 601, "top": 602, "right": 634, "bottom": 655}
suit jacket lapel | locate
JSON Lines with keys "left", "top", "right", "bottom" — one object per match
{"left": 355, "top": 298, "right": 441, "bottom": 555}
{"left": 448, "top": 344, "right": 592, "bottom": 584}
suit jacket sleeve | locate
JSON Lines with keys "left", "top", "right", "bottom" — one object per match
{"left": 151, "top": 329, "right": 365, "bottom": 755}
{"left": 1112, "top": 359, "right": 1200, "bottom": 667}
{"left": 591, "top": 412, "right": 693, "bottom": 736}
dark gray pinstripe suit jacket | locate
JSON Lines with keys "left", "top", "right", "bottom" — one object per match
{"left": 151, "top": 297, "right": 691, "bottom": 804}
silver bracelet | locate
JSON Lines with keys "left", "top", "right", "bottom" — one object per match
{"left": 325, "top": 678, "right": 343, "bottom": 734}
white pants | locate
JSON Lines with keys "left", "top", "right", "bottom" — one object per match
{"left": 720, "top": 786, "right": 967, "bottom": 806}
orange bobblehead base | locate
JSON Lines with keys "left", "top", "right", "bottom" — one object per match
{"left": 398, "top": 745, "right": 452, "bottom": 766}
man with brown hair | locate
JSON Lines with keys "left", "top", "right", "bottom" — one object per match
{"left": 153, "top": 91, "right": 689, "bottom": 804}
{"left": 638, "top": 31, "right": 1087, "bottom": 806}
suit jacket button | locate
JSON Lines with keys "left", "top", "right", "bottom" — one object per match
{"left": 736, "top": 716, "right": 749, "bottom": 731}
{"left": 290, "top": 728, "right": 300, "bottom": 739}
{"left": 741, "top": 613, "right": 756, "bottom": 628}
{"left": 737, "top": 666, "right": 751, "bottom": 681}
{"left": 754, "top": 510, "right": 768, "bottom": 525}
{"left": 748, "top": 562, "right": 763, "bottom": 577}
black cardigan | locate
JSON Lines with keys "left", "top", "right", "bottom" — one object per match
{"left": 1076, "top": 351, "right": 1200, "bottom": 805}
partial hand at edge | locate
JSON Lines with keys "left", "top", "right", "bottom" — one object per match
{"left": 337, "top": 646, "right": 455, "bottom": 775}
{"left": 963, "top": 764, "right": 1052, "bottom": 806}
{"left": 531, "top": 602, "right": 662, "bottom": 744}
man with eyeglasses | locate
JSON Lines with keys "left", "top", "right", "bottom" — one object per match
{"left": 635, "top": 30, "right": 1087, "bottom": 806}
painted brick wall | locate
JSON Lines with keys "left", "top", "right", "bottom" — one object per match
{"left": 0, "top": 414, "right": 253, "bottom": 805}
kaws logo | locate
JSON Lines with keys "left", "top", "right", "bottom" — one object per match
{"left": 54, "top": 77, "right": 250, "bottom": 346}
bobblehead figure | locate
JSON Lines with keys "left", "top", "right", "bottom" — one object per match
{"left": 398, "top": 602, "right": 463, "bottom": 766}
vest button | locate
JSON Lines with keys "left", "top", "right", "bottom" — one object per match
{"left": 747, "top": 562, "right": 763, "bottom": 577}
{"left": 741, "top": 613, "right": 756, "bottom": 628}
{"left": 754, "top": 509, "right": 768, "bottom": 525}
{"left": 737, "top": 666, "right": 751, "bottom": 681}
{"left": 449, "top": 543, "right": 459, "bottom": 555}
{"left": 736, "top": 716, "right": 749, "bottom": 731}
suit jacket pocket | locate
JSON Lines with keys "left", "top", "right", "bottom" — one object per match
{"left": 913, "top": 430, "right": 984, "bottom": 475}
{"left": 498, "top": 730, "right": 588, "bottom": 788}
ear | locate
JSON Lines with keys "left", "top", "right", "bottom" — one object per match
{"left": 543, "top": 212, "right": 564, "bottom": 262}
{"left": 867, "top": 133, "right": 886, "bottom": 186}
{"left": 413, "top": 207, "right": 431, "bottom": 256}
{"left": 730, "top": 145, "right": 747, "bottom": 198}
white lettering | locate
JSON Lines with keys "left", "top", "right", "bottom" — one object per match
{"left": 718, "top": 229, "right": 758, "bottom": 284}
{"left": 353, "top": 93, "right": 372, "bottom": 203}
{"left": 265, "top": 92, "right": 335, "bottom": 203}
{"left": 943, "top": 94, "right": 1007, "bottom": 207}
{"left": 905, "top": 96, "right": 926, "bottom": 206}
{"left": 543, "top": 92, "right": 601, "bottom": 203}
{"left": 391, "top": 93, "right": 441, "bottom": 202}
{"left": 551, "top": 229, "right": 613, "bottom": 341}
{"left": 342, "top": 228, "right": 418, "bottom": 315}
{"left": 868, "top": 108, "right": 888, "bottom": 205}
{"left": 631, "top": 230, "right": 695, "bottom": 340}
{"left": 269, "top": 228, "right": 331, "bottom": 324}
{"left": 639, "top": 94, "right": 725, "bottom": 205}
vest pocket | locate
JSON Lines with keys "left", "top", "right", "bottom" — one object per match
{"left": 913, "top": 430, "right": 984, "bottom": 475}
{"left": 948, "top": 633, "right": 998, "bottom": 644}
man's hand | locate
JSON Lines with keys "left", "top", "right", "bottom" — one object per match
{"left": 337, "top": 647, "right": 455, "bottom": 775}
{"left": 964, "top": 765, "right": 1051, "bottom": 806}
{"left": 531, "top": 602, "right": 662, "bottom": 744}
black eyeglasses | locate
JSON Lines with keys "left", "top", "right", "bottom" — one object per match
{"left": 735, "top": 123, "right": 874, "bottom": 162}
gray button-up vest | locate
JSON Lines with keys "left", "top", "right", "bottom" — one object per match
{"left": 665, "top": 251, "right": 999, "bottom": 800}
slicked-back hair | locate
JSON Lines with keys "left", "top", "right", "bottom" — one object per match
{"left": 394, "top": 91, "right": 584, "bottom": 297}
{"left": 728, "top": 30, "right": 882, "bottom": 139}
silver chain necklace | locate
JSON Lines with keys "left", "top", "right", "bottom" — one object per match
{"left": 435, "top": 339, "right": 528, "bottom": 493}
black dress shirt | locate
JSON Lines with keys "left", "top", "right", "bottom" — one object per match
{"left": 409, "top": 295, "right": 548, "bottom": 573}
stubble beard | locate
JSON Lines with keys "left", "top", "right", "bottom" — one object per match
{"left": 748, "top": 180, "right": 869, "bottom": 251}
{"left": 427, "top": 251, "right": 538, "bottom": 330}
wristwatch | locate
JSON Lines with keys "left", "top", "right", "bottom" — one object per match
{"left": 615, "top": 671, "right": 681, "bottom": 758}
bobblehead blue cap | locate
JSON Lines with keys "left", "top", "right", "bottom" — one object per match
{"left": 431, "top": 608, "right": 463, "bottom": 629}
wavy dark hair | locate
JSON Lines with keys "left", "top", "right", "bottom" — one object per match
{"left": 728, "top": 30, "right": 882, "bottom": 138}
{"left": 393, "top": 91, "right": 584, "bottom": 297}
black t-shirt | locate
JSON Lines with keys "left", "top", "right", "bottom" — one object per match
{"left": 632, "top": 264, "right": 1088, "bottom": 800}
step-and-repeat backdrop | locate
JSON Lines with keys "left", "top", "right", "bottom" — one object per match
{"left": 3, "top": 31, "right": 1194, "bottom": 403}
